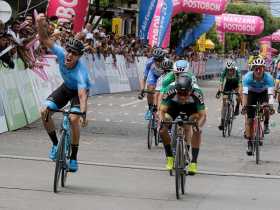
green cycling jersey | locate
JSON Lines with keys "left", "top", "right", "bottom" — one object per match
{"left": 220, "top": 68, "right": 242, "bottom": 87}
{"left": 160, "top": 71, "right": 198, "bottom": 94}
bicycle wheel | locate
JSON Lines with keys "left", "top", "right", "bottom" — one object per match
{"left": 228, "top": 104, "right": 234, "bottom": 137}
{"left": 175, "top": 139, "right": 184, "bottom": 199}
{"left": 147, "top": 118, "right": 153, "bottom": 150}
{"left": 255, "top": 119, "right": 261, "bottom": 164}
{"left": 53, "top": 132, "right": 66, "bottom": 193}
{"left": 222, "top": 105, "right": 228, "bottom": 137}
{"left": 181, "top": 144, "right": 186, "bottom": 195}
{"left": 61, "top": 135, "right": 71, "bottom": 187}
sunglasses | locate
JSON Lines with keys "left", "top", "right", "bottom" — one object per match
{"left": 66, "top": 48, "right": 80, "bottom": 56}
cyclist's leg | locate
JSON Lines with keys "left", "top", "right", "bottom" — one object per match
{"left": 42, "top": 84, "right": 72, "bottom": 159}
{"left": 246, "top": 91, "right": 257, "bottom": 155}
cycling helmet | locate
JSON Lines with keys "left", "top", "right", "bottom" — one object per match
{"left": 173, "top": 60, "right": 190, "bottom": 73}
{"left": 153, "top": 48, "right": 165, "bottom": 61}
{"left": 226, "top": 60, "right": 235, "bottom": 69}
{"left": 160, "top": 58, "right": 173, "bottom": 71}
{"left": 66, "top": 38, "right": 84, "bottom": 55}
{"left": 252, "top": 58, "right": 266, "bottom": 67}
{"left": 175, "top": 75, "right": 193, "bottom": 92}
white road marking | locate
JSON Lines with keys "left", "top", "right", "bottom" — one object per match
{"left": 97, "top": 104, "right": 102, "bottom": 106}
{"left": 120, "top": 99, "right": 145, "bottom": 107}
{"left": 124, "top": 113, "right": 129, "bottom": 116}
{"left": 0, "top": 155, "right": 279, "bottom": 180}
{"left": 105, "top": 118, "right": 111, "bottom": 122}
{"left": 109, "top": 103, "right": 113, "bottom": 106}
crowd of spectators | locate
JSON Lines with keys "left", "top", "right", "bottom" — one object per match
{"left": 0, "top": 11, "right": 256, "bottom": 71}
{"left": 0, "top": 12, "right": 156, "bottom": 70}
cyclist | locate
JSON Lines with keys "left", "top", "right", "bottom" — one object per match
{"left": 155, "top": 58, "right": 173, "bottom": 111}
{"left": 138, "top": 48, "right": 165, "bottom": 119}
{"left": 248, "top": 47, "right": 263, "bottom": 71}
{"left": 217, "top": 60, "right": 242, "bottom": 130}
{"left": 37, "top": 14, "right": 91, "bottom": 172}
{"left": 160, "top": 59, "right": 198, "bottom": 95}
{"left": 159, "top": 76, "right": 206, "bottom": 175}
{"left": 242, "top": 58, "right": 274, "bottom": 155}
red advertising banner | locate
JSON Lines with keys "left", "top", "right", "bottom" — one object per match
{"left": 47, "top": 0, "right": 89, "bottom": 32}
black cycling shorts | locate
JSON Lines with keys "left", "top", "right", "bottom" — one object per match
{"left": 166, "top": 101, "right": 199, "bottom": 120}
{"left": 47, "top": 83, "right": 80, "bottom": 109}
{"left": 224, "top": 79, "right": 239, "bottom": 92}
{"left": 246, "top": 90, "right": 268, "bottom": 119}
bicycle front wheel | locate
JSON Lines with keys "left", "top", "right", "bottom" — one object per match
{"left": 175, "top": 139, "right": 185, "bottom": 199}
{"left": 53, "top": 132, "right": 66, "bottom": 193}
{"left": 222, "top": 105, "right": 229, "bottom": 137}
{"left": 147, "top": 119, "right": 154, "bottom": 149}
{"left": 228, "top": 104, "right": 234, "bottom": 137}
{"left": 255, "top": 120, "right": 261, "bottom": 164}
{"left": 61, "top": 134, "right": 71, "bottom": 187}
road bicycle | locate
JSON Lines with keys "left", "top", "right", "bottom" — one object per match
{"left": 46, "top": 108, "right": 84, "bottom": 193}
{"left": 220, "top": 91, "right": 239, "bottom": 137}
{"left": 162, "top": 112, "right": 198, "bottom": 199}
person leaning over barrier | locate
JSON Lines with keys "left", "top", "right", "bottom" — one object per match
{"left": 36, "top": 14, "right": 91, "bottom": 172}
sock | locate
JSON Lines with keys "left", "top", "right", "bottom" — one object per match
{"left": 191, "top": 148, "right": 200, "bottom": 163}
{"left": 70, "top": 144, "right": 79, "bottom": 160}
{"left": 164, "top": 144, "right": 173, "bottom": 157}
{"left": 48, "top": 131, "right": 58, "bottom": 146}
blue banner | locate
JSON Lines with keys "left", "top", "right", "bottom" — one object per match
{"left": 138, "top": 0, "right": 158, "bottom": 40}
{"left": 175, "top": 15, "right": 215, "bottom": 55}
{"left": 157, "top": 0, "right": 173, "bottom": 47}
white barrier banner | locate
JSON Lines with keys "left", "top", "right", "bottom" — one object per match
{"left": 0, "top": 71, "right": 27, "bottom": 131}
{"left": 0, "top": 88, "right": 8, "bottom": 133}
{"left": 15, "top": 70, "right": 40, "bottom": 124}
{"left": 105, "top": 55, "right": 130, "bottom": 93}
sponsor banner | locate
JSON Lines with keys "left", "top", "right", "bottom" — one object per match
{"left": 15, "top": 70, "right": 40, "bottom": 124}
{"left": 138, "top": 0, "right": 158, "bottom": 40}
{"left": 47, "top": 0, "right": 89, "bottom": 32}
{"left": 0, "top": 89, "right": 8, "bottom": 133}
{"left": 216, "top": 14, "right": 264, "bottom": 35}
{"left": 176, "top": 15, "right": 215, "bottom": 55}
{"left": 0, "top": 71, "right": 27, "bottom": 131}
{"left": 182, "top": 0, "right": 228, "bottom": 15}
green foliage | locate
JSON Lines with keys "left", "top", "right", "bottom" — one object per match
{"left": 170, "top": 13, "right": 203, "bottom": 48}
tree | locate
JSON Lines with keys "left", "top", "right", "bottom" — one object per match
{"left": 170, "top": 13, "right": 202, "bottom": 48}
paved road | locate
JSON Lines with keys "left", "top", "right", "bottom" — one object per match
{"left": 0, "top": 80, "right": 280, "bottom": 210}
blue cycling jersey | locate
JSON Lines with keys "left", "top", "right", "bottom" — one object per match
{"left": 51, "top": 44, "right": 91, "bottom": 91}
{"left": 143, "top": 57, "right": 162, "bottom": 78}
{"left": 243, "top": 71, "right": 274, "bottom": 94}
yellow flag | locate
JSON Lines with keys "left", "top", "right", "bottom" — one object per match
{"left": 112, "top": 18, "right": 122, "bottom": 36}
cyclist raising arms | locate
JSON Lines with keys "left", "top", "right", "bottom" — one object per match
{"left": 242, "top": 58, "right": 274, "bottom": 155}
{"left": 138, "top": 48, "right": 165, "bottom": 119}
{"left": 217, "top": 60, "right": 242, "bottom": 130}
{"left": 37, "top": 14, "right": 91, "bottom": 172}
{"left": 159, "top": 76, "right": 206, "bottom": 175}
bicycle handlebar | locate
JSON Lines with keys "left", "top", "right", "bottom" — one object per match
{"left": 221, "top": 91, "right": 239, "bottom": 95}
{"left": 44, "top": 108, "right": 85, "bottom": 122}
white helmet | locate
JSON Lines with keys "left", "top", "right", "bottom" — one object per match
{"left": 173, "top": 60, "right": 190, "bottom": 73}
{"left": 226, "top": 60, "right": 235, "bottom": 69}
{"left": 252, "top": 58, "right": 266, "bottom": 67}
